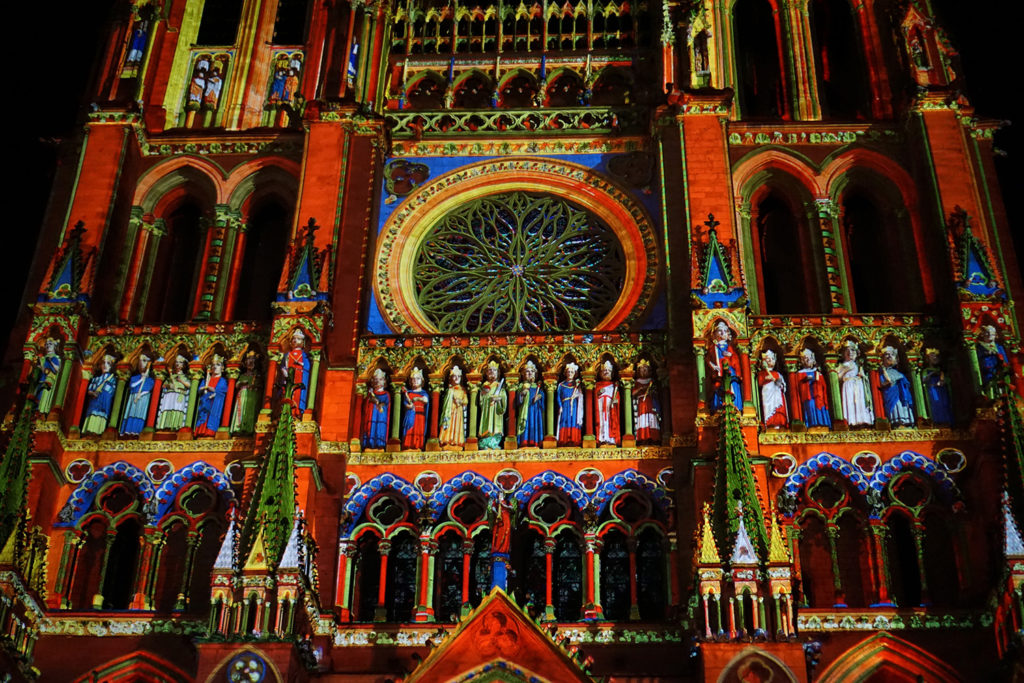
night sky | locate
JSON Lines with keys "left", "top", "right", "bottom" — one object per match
{"left": 7, "top": 1, "right": 1019, "bottom": 360}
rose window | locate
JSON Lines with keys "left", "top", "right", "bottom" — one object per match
{"left": 412, "top": 192, "right": 626, "bottom": 333}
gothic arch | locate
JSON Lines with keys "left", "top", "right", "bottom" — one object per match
{"left": 203, "top": 648, "right": 284, "bottom": 683}
{"left": 514, "top": 470, "right": 587, "bottom": 510}
{"left": 72, "top": 651, "right": 193, "bottom": 683}
{"left": 716, "top": 646, "right": 799, "bottom": 682}
{"left": 224, "top": 159, "right": 302, "bottom": 212}
{"left": 867, "top": 450, "right": 960, "bottom": 500}
{"left": 56, "top": 461, "right": 155, "bottom": 527}
{"left": 429, "top": 471, "right": 499, "bottom": 519}
{"left": 134, "top": 156, "right": 226, "bottom": 211}
{"left": 343, "top": 473, "right": 425, "bottom": 534}
{"left": 782, "top": 452, "right": 870, "bottom": 511}
{"left": 152, "top": 460, "right": 235, "bottom": 521}
{"left": 818, "top": 632, "right": 963, "bottom": 683}
{"left": 591, "top": 469, "right": 669, "bottom": 514}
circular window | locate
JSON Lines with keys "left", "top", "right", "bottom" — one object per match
{"left": 413, "top": 192, "right": 625, "bottom": 333}
{"left": 375, "top": 158, "right": 659, "bottom": 335}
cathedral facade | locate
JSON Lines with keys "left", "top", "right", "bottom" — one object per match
{"left": 1, "top": 0, "right": 1022, "bottom": 680}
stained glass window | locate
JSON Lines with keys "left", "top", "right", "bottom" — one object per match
{"left": 413, "top": 192, "right": 625, "bottom": 333}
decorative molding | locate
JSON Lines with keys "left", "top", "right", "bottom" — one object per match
{"left": 758, "top": 428, "right": 970, "bottom": 445}
{"left": 391, "top": 137, "right": 646, "bottom": 157}
{"left": 797, "top": 609, "right": 991, "bottom": 632}
{"left": 348, "top": 445, "right": 673, "bottom": 465}
{"left": 331, "top": 624, "right": 684, "bottom": 647}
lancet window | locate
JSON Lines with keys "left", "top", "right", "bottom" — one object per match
{"left": 733, "top": 0, "right": 787, "bottom": 119}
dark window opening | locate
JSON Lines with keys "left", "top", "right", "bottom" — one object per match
{"left": 734, "top": 0, "right": 786, "bottom": 118}
{"left": 145, "top": 201, "right": 204, "bottom": 323}
{"left": 102, "top": 519, "right": 142, "bottom": 609}
{"left": 233, "top": 199, "right": 292, "bottom": 321}
{"left": 274, "top": 0, "right": 310, "bottom": 44}
{"left": 810, "top": 0, "right": 869, "bottom": 119}
{"left": 196, "top": 0, "right": 244, "bottom": 46}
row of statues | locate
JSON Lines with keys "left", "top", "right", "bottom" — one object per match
{"left": 34, "top": 329, "right": 314, "bottom": 439}
{"left": 719, "top": 323, "right": 1011, "bottom": 430}
{"left": 360, "top": 359, "right": 663, "bottom": 451}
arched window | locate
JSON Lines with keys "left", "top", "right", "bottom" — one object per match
{"left": 385, "top": 531, "right": 419, "bottom": 622}
{"left": 546, "top": 72, "right": 584, "bottom": 107}
{"left": 273, "top": 0, "right": 310, "bottom": 44}
{"left": 152, "top": 481, "right": 229, "bottom": 615}
{"left": 196, "top": 0, "right": 244, "bottom": 46}
{"left": 233, "top": 198, "right": 293, "bottom": 321}
{"left": 352, "top": 533, "right": 381, "bottom": 621}
{"left": 840, "top": 183, "right": 924, "bottom": 313}
{"left": 794, "top": 474, "right": 872, "bottom": 608}
{"left": 885, "top": 510, "right": 921, "bottom": 607}
{"left": 635, "top": 527, "right": 665, "bottom": 620}
{"left": 810, "top": 0, "right": 870, "bottom": 119}
{"left": 553, "top": 531, "right": 583, "bottom": 620}
{"left": 512, "top": 488, "right": 584, "bottom": 621}
{"left": 599, "top": 529, "right": 630, "bottom": 620}
{"left": 752, "top": 186, "right": 829, "bottom": 314}
{"left": 144, "top": 200, "right": 204, "bottom": 323}
{"left": 733, "top": 0, "right": 787, "bottom": 118}
{"left": 434, "top": 531, "right": 464, "bottom": 622}
{"left": 70, "top": 519, "right": 109, "bottom": 610}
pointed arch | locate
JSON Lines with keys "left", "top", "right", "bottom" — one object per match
{"left": 591, "top": 469, "right": 669, "bottom": 514}
{"left": 716, "top": 646, "right": 799, "bottom": 683}
{"left": 152, "top": 461, "right": 236, "bottom": 521}
{"left": 56, "top": 461, "right": 154, "bottom": 527}
{"left": 868, "top": 450, "right": 960, "bottom": 499}
{"left": 343, "top": 473, "right": 425, "bottom": 534}
{"left": 818, "top": 632, "right": 963, "bottom": 683}
{"left": 514, "top": 470, "right": 587, "bottom": 510}
{"left": 70, "top": 650, "right": 193, "bottom": 683}
{"left": 782, "top": 452, "right": 870, "bottom": 506}
{"left": 429, "top": 471, "right": 499, "bottom": 518}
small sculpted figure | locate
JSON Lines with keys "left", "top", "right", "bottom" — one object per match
{"left": 556, "top": 362, "right": 583, "bottom": 446}
{"left": 478, "top": 361, "right": 507, "bottom": 450}
{"left": 976, "top": 325, "right": 1009, "bottom": 391}
{"left": 362, "top": 369, "right": 390, "bottom": 450}
{"left": 81, "top": 354, "right": 117, "bottom": 436}
{"left": 439, "top": 366, "right": 468, "bottom": 449}
{"left": 231, "top": 351, "right": 262, "bottom": 435}
{"left": 876, "top": 347, "right": 915, "bottom": 428}
{"left": 156, "top": 354, "right": 190, "bottom": 431}
{"left": 758, "top": 349, "right": 788, "bottom": 429}
{"left": 838, "top": 342, "right": 873, "bottom": 427}
{"left": 595, "top": 360, "right": 621, "bottom": 446}
{"left": 516, "top": 361, "right": 544, "bottom": 447}
{"left": 709, "top": 321, "right": 743, "bottom": 412}
{"left": 633, "top": 360, "right": 662, "bottom": 445}
{"left": 921, "top": 348, "right": 953, "bottom": 426}
{"left": 401, "top": 368, "right": 429, "bottom": 450}
{"left": 794, "top": 349, "right": 831, "bottom": 429}
{"left": 281, "top": 328, "right": 312, "bottom": 411}
{"left": 120, "top": 352, "right": 155, "bottom": 436}
{"left": 34, "top": 337, "right": 62, "bottom": 415}
{"left": 125, "top": 8, "right": 152, "bottom": 65}
{"left": 194, "top": 355, "right": 228, "bottom": 437}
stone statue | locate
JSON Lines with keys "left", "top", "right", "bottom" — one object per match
{"left": 516, "top": 361, "right": 544, "bottom": 447}
{"left": 156, "top": 354, "right": 190, "bottom": 431}
{"left": 596, "top": 360, "right": 620, "bottom": 446}
{"left": 976, "top": 324, "right": 1009, "bottom": 392}
{"left": 837, "top": 341, "right": 873, "bottom": 428}
{"left": 478, "top": 361, "right": 506, "bottom": 450}
{"left": 81, "top": 354, "right": 117, "bottom": 436}
{"left": 280, "top": 328, "right": 312, "bottom": 411}
{"left": 230, "top": 350, "right": 262, "bottom": 435}
{"left": 633, "top": 360, "right": 661, "bottom": 445}
{"left": 34, "top": 337, "right": 62, "bottom": 415}
{"left": 401, "top": 368, "right": 429, "bottom": 450}
{"left": 794, "top": 349, "right": 831, "bottom": 429}
{"left": 119, "top": 352, "right": 154, "bottom": 436}
{"left": 194, "top": 354, "right": 228, "bottom": 437}
{"left": 876, "top": 346, "right": 915, "bottom": 428}
{"left": 556, "top": 362, "right": 583, "bottom": 447}
{"left": 362, "top": 368, "right": 390, "bottom": 450}
{"left": 758, "top": 349, "right": 788, "bottom": 429}
{"left": 921, "top": 348, "right": 953, "bottom": 426}
{"left": 439, "top": 366, "right": 468, "bottom": 449}
{"left": 709, "top": 321, "right": 743, "bottom": 412}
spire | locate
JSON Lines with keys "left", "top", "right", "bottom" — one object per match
{"left": 1003, "top": 491, "right": 1024, "bottom": 558}
{"left": 729, "top": 502, "right": 759, "bottom": 565}
{"left": 999, "top": 379, "right": 1024, "bottom": 542}
{"left": 946, "top": 206, "right": 1003, "bottom": 298}
{"left": 692, "top": 214, "right": 745, "bottom": 308}
{"left": 278, "top": 514, "right": 303, "bottom": 572}
{"left": 711, "top": 397, "right": 768, "bottom": 562}
{"left": 0, "top": 396, "right": 36, "bottom": 560}
{"left": 767, "top": 507, "right": 791, "bottom": 564}
{"left": 239, "top": 396, "right": 297, "bottom": 572}
{"left": 282, "top": 217, "right": 329, "bottom": 301}
{"left": 697, "top": 502, "right": 721, "bottom": 565}
{"left": 43, "top": 221, "right": 92, "bottom": 302}
{"left": 214, "top": 515, "right": 237, "bottom": 570}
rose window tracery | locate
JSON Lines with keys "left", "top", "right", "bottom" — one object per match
{"left": 412, "top": 192, "right": 626, "bottom": 333}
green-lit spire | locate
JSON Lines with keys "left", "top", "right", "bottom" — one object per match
{"left": 711, "top": 396, "right": 767, "bottom": 563}
{"left": 239, "top": 397, "right": 297, "bottom": 571}
{"left": 0, "top": 396, "right": 37, "bottom": 561}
